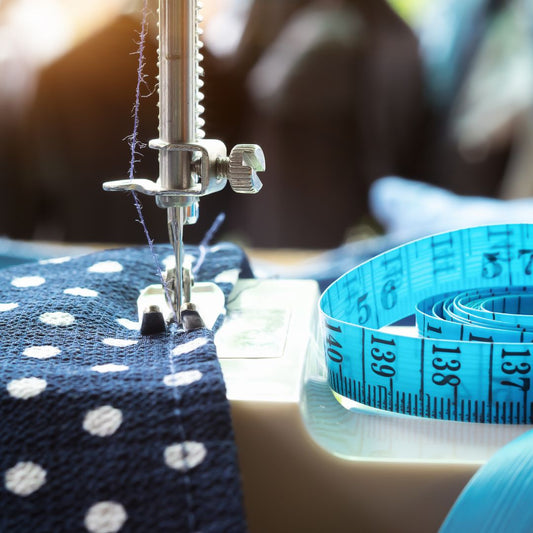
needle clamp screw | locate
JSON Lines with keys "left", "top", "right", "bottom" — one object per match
{"left": 225, "top": 144, "right": 266, "bottom": 194}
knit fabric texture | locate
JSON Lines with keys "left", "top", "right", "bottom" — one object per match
{"left": 0, "top": 243, "right": 250, "bottom": 532}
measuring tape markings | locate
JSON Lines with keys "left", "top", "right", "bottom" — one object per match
{"left": 417, "top": 287, "right": 533, "bottom": 344}
{"left": 320, "top": 224, "right": 533, "bottom": 424}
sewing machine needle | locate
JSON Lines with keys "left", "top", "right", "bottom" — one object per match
{"left": 168, "top": 206, "right": 185, "bottom": 323}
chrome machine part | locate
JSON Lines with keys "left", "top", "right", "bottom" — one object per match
{"left": 157, "top": 0, "right": 201, "bottom": 316}
{"left": 226, "top": 144, "right": 266, "bottom": 194}
{"left": 103, "top": 0, "right": 266, "bottom": 331}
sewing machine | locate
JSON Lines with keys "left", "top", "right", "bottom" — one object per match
{"left": 100, "top": 1, "right": 530, "bottom": 532}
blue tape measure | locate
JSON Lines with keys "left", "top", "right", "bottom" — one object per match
{"left": 320, "top": 224, "right": 533, "bottom": 424}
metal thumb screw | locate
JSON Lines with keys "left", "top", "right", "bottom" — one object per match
{"left": 227, "top": 144, "right": 266, "bottom": 194}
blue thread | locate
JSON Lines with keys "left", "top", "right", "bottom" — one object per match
{"left": 127, "top": 0, "right": 177, "bottom": 325}
{"left": 194, "top": 213, "right": 226, "bottom": 276}
{"left": 127, "top": 0, "right": 149, "bottom": 184}
{"left": 128, "top": 5, "right": 196, "bottom": 531}
{"left": 200, "top": 213, "right": 226, "bottom": 248}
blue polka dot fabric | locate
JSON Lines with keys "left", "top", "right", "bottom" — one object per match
{"left": 0, "top": 243, "right": 250, "bottom": 532}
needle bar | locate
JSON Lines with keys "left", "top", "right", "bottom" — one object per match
{"left": 159, "top": 0, "right": 198, "bottom": 321}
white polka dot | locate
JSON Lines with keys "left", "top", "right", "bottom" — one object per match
{"left": 172, "top": 337, "right": 208, "bottom": 357}
{"left": 91, "top": 364, "right": 130, "bottom": 374}
{"left": 83, "top": 406, "right": 123, "bottom": 437}
{"left": 163, "top": 253, "right": 195, "bottom": 270}
{"left": 5, "top": 462, "right": 46, "bottom": 496}
{"left": 214, "top": 268, "right": 240, "bottom": 284}
{"left": 164, "top": 442, "right": 207, "bottom": 472}
{"left": 64, "top": 287, "right": 98, "bottom": 298}
{"left": 7, "top": 377, "right": 47, "bottom": 399}
{"left": 116, "top": 318, "right": 140, "bottom": 331}
{"left": 163, "top": 370, "right": 203, "bottom": 387}
{"left": 209, "top": 243, "right": 231, "bottom": 254}
{"left": 11, "top": 276, "right": 45, "bottom": 288}
{"left": 84, "top": 501, "right": 127, "bottom": 533}
{"left": 88, "top": 261, "right": 123, "bottom": 274}
{"left": 102, "top": 338, "right": 138, "bottom": 347}
{"left": 39, "top": 256, "right": 71, "bottom": 265}
{"left": 39, "top": 312, "right": 75, "bottom": 327}
{"left": 0, "top": 303, "right": 18, "bottom": 312}
{"left": 163, "top": 255, "right": 174, "bottom": 269}
{"left": 23, "top": 345, "right": 61, "bottom": 360}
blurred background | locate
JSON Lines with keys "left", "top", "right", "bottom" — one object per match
{"left": 0, "top": 0, "right": 532, "bottom": 250}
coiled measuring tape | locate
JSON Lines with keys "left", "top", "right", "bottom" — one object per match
{"left": 320, "top": 224, "right": 533, "bottom": 424}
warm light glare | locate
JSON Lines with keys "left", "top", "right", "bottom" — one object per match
{"left": 8, "top": 0, "right": 70, "bottom": 64}
{"left": 1, "top": 0, "right": 129, "bottom": 67}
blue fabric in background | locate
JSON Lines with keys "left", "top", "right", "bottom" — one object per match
{"left": 0, "top": 237, "right": 95, "bottom": 270}
{"left": 0, "top": 243, "right": 250, "bottom": 532}
{"left": 259, "top": 177, "right": 533, "bottom": 292}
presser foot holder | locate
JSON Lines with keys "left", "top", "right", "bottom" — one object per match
{"left": 137, "top": 281, "right": 225, "bottom": 335}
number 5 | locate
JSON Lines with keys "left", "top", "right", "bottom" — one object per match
{"left": 357, "top": 293, "right": 371, "bottom": 324}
